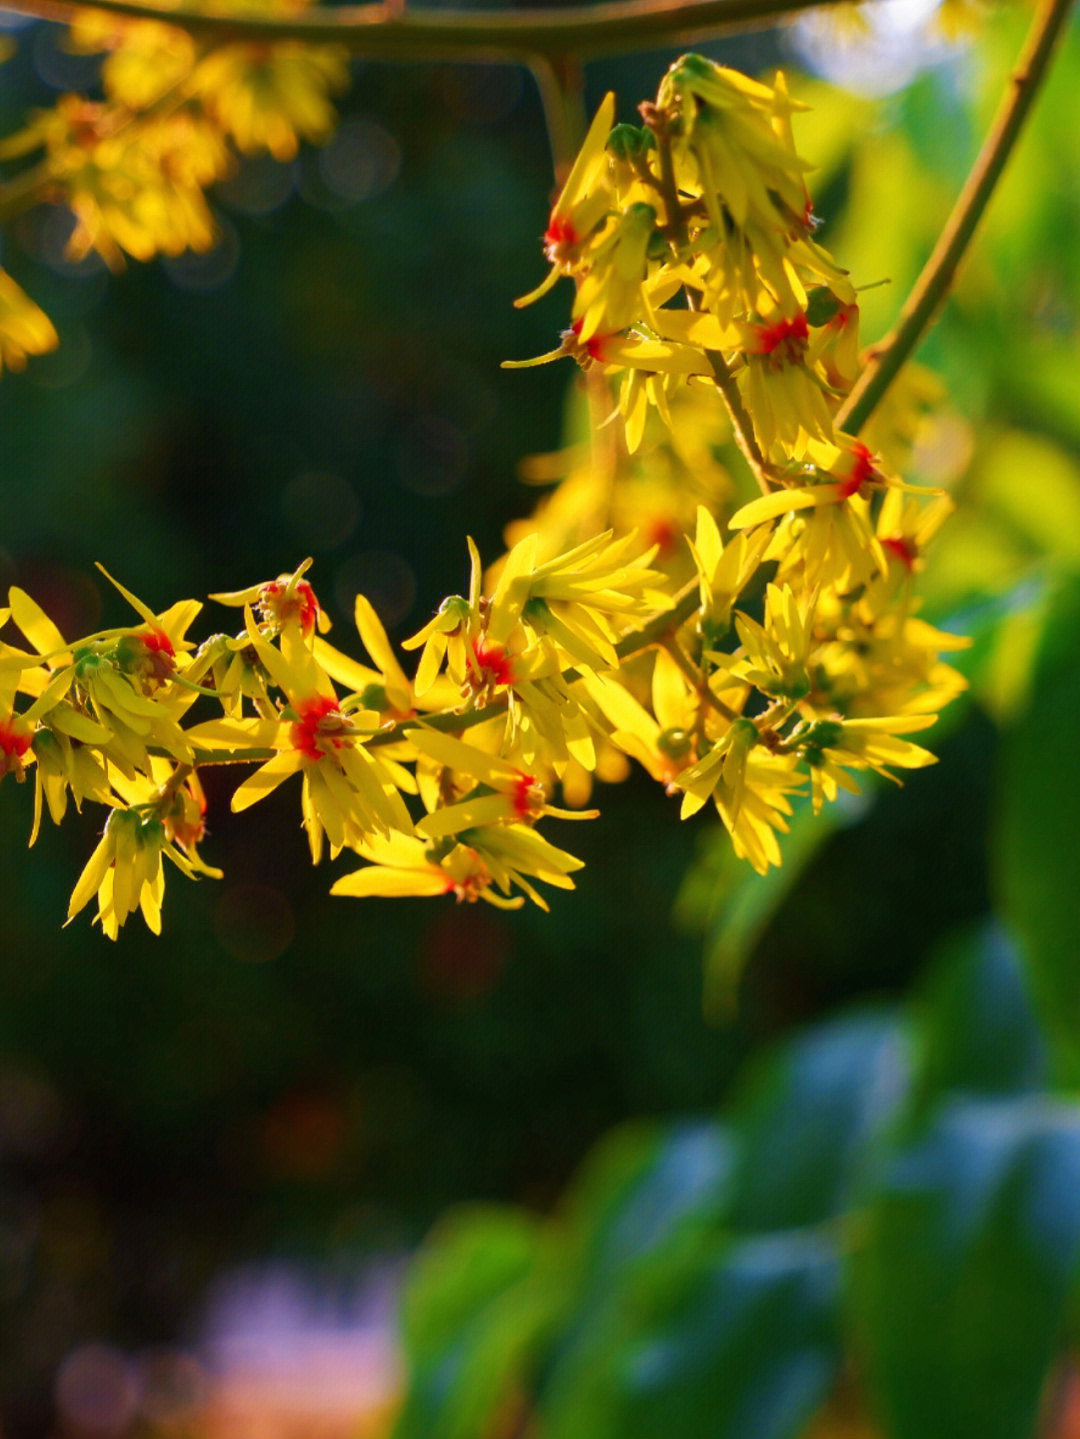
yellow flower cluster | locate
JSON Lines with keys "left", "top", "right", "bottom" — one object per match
{"left": 0, "top": 0, "right": 348, "bottom": 334}
{"left": 0, "top": 56, "right": 968, "bottom": 936}
{"left": 504, "top": 55, "right": 968, "bottom": 868}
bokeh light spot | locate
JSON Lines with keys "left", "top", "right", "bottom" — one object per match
{"left": 279, "top": 470, "right": 361, "bottom": 551}
{"left": 334, "top": 550, "right": 416, "bottom": 631}
{"left": 214, "top": 884, "right": 295, "bottom": 963}
{"left": 55, "top": 1344, "right": 138, "bottom": 1437}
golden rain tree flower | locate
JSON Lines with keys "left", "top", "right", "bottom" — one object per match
{"left": 657, "top": 56, "right": 812, "bottom": 239}
{"left": 790, "top": 713, "right": 939, "bottom": 813}
{"left": 408, "top": 728, "right": 596, "bottom": 840}
{"left": 686, "top": 504, "right": 771, "bottom": 640}
{"left": 678, "top": 742, "right": 805, "bottom": 875}
{"left": 487, "top": 529, "right": 665, "bottom": 667}
{"left": 580, "top": 649, "right": 713, "bottom": 792}
{"left": 66, "top": 781, "right": 223, "bottom": 940}
{"left": 730, "top": 437, "right": 942, "bottom": 591}
{"left": 2, "top": 570, "right": 205, "bottom": 774}
{"left": 330, "top": 824, "right": 586, "bottom": 912}
{"left": 29, "top": 723, "right": 112, "bottom": 845}
{"left": 726, "top": 583, "right": 816, "bottom": 703}
{"left": 571, "top": 202, "right": 660, "bottom": 343}
{"left": 210, "top": 558, "right": 331, "bottom": 640}
{"left": 0, "top": 269, "right": 59, "bottom": 374}
{"left": 66, "top": 13, "right": 198, "bottom": 109}
{"left": 41, "top": 98, "right": 228, "bottom": 268}
{"left": 190, "top": 33, "right": 349, "bottom": 161}
{"left": 214, "top": 609, "right": 414, "bottom": 863}
{"left": 515, "top": 91, "right": 618, "bottom": 308}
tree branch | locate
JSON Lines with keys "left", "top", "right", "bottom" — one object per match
{"left": 838, "top": 0, "right": 1076, "bottom": 437}
{"left": 0, "top": 0, "right": 854, "bottom": 61}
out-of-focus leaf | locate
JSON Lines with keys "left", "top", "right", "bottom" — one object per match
{"left": 541, "top": 1226, "right": 841, "bottom": 1439}
{"left": 393, "top": 1205, "right": 559, "bottom": 1439}
{"left": 975, "top": 430, "right": 1080, "bottom": 567}
{"left": 911, "top": 920, "right": 1049, "bottom": 1114}
{"left": 559, "top": 1120, "right": 735, "bottom": 1287}
{"left": 725, "top": 1009, "right": 910, "bottom": 1232}
{"left": 994, "top": 570, "right": 1080, "bottom": 1072}
{"left": 850, "top": 1095, "right": 1080, "bottom": 1439}
{"left": 675, "top": 794, "right": 866, "bottom": 1020}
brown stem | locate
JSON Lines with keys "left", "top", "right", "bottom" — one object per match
{"left": 0, "top": 0, "right": 865, "bottom": 61}
{"left": 838, "top": 0, "right": 1075, "bottom": 436}
{"left": 661, "top": 635, "right": 741, "bottom": 724}
{"left": 706, "top": 350, "right": 775, "bottom": 495}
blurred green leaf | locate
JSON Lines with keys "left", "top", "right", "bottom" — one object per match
{"left": 994, "top": 570, "right": 1080, "bottom": 1070}
{"left": 910, "top": 920, "right": 1050, "bottom": 1115}
{"left": 560, "top": 1121, "right": 736, "bottom": 1287}
{"left": 676, "top": 795, "right": 864, "bottom": 1020}
{"left": 541, "top": 1226, "right": 840, "bottom": 1439}
{"left": 850, "top": 1095, "right": 1080, "bottom": 1439}
{"left": 394, "top": 1205, "right": 560, "bottom": 1439}
{"left": 725, "top": 1009, "right": 909, "bottom": 1232}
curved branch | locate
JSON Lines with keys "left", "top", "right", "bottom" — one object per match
{"left": 0, "top": 0, "right": 852, "bottom": 61}
{"left": 839, "top": 0, "right": 1075, "bottom": 437}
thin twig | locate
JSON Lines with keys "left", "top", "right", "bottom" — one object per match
{"left": 838, "top": 0, "right": 1076, "bottom": 436}
{"left": 0, "top": 0, "right": 858, "bottom": 60}
{"left": 706, "top": 350, "right": 776, "bottom": 495}
{"left": 661, "top": 635, "right": 741, "bottom": 723}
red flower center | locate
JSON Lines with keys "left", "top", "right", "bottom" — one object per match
{"left": 568, "top": 318, "right": 610, "bottom": 363}
{"left": 882, "top": 536, "right": 918, "bottom": 570}
{"left": 544, "top": 214, "right": 579, "bottom": 262}
{"left": 290, "top": 695, "right": 347, "bottom": 761}
{"left": 837, "top": 443, "right": 878, "bottom": 500}
{"left": 511, "top": 771, "right": 543, "bottom": 819}
{"left": 471, "top": 642, "right": 515, "bottom": 689}
{"left": 647, "top": 517, "right": 677, "bottom": 553}
{"left": 0, "top": 717, "right": 32, "bottom": 760}
{"left": 752, "top": 312, "right": 809, "bottom": 365}
{"left": 260, "top": 579, "right": 321, "bottom": 637}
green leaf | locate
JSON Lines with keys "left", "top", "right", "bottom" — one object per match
{"left": 994, "top": 570, "right": 1080, "bottom": 1070}
{"left": 850, "top": 1096, "right": 1080, "bottom": 1439}
{"left": 393, "top": 1205, "right": 559, "bottom": 1439}
{"left": 676, "top": 794, "right": 864, "bottom": 1021}
{"left": 541, "top": 1227, "right": 841, "bottom": 1439}
{"left": 911, "top": 920, "right": 1049, "bottom": 1113}
{"left": 561, "top": 1121, "right": 736, "bottom": 1288}
{"left": 726, "top": 1009, "right": 910, "bottom": 1231}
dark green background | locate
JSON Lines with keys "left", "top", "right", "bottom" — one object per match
{"left": 1, "top": 9, "right": 1079, "bottom": 1434}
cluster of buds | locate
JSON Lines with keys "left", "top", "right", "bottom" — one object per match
{"left": 0, "top": 57, "right": 968, "bottom": 938}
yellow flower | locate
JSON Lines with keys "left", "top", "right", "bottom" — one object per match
{"left": 3, "top": 572, "right": 203, "bottom": 772}
{"left": 210, "top": 558, "right": 330, "bottom": 638}
{"left": 515, "top": 92, "right": 617, "bottom": 308}
{"left": 66, "top": 790, "right": 221, "bottom": 940}
{"left": 658, "top": 56, "right": 812, "bottom": 234}
{"left": 728, "top": 583, "right": 815, "bottom": 702}
{"left": 67, "top": 13, "right": 197, "bottom": 108}
{"left": 794, "top": 713, "right": 938, "bottom": 813}
{"left": 29, "top": 717, "right": 113, "bottom": 845}
{"left": 45, "top": 99, "right": 228, "bottom": 268}
{"left": 331, "top": 823, "right": 585, "bottom": 912}
{"left": 409, "top": 728, "right": 596, "bottom": 839}
{"left": 191, "top": 40, "right": 349, "bottom": 160}
{"left": 0, "top": 269, "right": 58, "bottom": 374}
{"left": 686, "top": 505, "right": 770, "bottom": 637}
{"left": 571, "top": 202, "right": 659, "bottom": 343}
{"left": 222, "top": 610, "right": 413, "bottom": 862}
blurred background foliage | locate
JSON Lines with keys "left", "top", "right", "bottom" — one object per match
{"left": 3, "top": 2, "right": 1080, "bottom": 1435}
